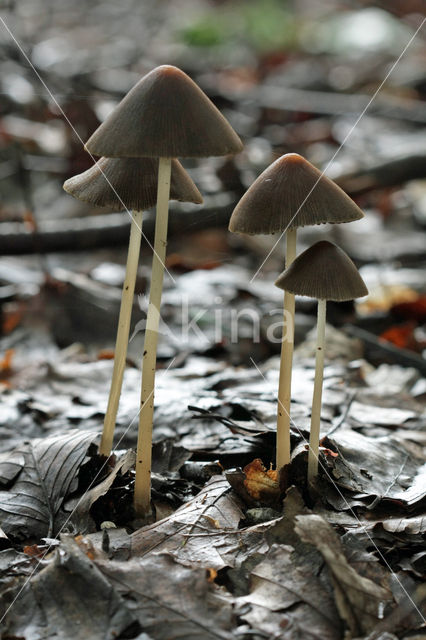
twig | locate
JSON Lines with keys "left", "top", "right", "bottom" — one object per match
{"left": 335, "top": 154, "right": 426, "bottom": 195}
{"left": 0, "top": 198, "right": 235, "bottom": 255}
{"left": 343, "top": 324, "right": 426, "bottom": 375}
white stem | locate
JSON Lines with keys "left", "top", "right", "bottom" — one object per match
{"left": 308, "top": 299, "right": 326, "bottom": 483}
{"left": 134, "top": 157, "right": 172, "bottom": 516}
{"left": 276, "top": 227, "right": 297, "bottom": 470}
{"left": 100, "top": 210, "right": 143, "bottom": 457}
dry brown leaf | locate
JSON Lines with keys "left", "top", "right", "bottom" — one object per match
{"left": 243, "top": 458, "right": 280, "bottom": 504}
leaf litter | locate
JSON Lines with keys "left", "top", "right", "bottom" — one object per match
{"left": 1, "top": 11, "right": 426, "bottom": 634}
{"left": 0, "top": 330, "right": 425, "bottom": 638}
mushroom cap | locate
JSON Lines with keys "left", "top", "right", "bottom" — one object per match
{"left": 229, "top": 153, "right": 364, "bottom": 235}
{"left": 274, "top": 241, "right": 368, "bottom": 301}
{"left": 85, "top": 65, "right": 243, "bottom": 159}
{"left": 63, "top": 157, "right": 203, "bottom": 210}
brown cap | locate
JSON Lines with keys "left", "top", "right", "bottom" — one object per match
{"left": 275, "top": 241, "right": 368, "bottom": 301}
{"left": 63, "top": 157, "right": 203, "bottom": 210}
{"left": 85, "top": 65, "right": 243, "bottom": 159}
{"left": 229, "top": 153, "right": 364, "bottom": 235}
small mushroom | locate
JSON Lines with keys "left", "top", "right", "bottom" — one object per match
{"left": 86, "top": 65, "right": 242, "bottom": 516}
{"left": 85, "top": 66, "right": 243, "bottom": 159}
{"left": 63, "top": 157, "right": 202, "bottom": 458}
{"left": 63, "top": 157, "right": 203, "bottom": 211}
{"left": 229, "top": 153, "right": 364, "bottom": 472}
{"left": 275, "top": 240, "right": 368, "bottom": 483}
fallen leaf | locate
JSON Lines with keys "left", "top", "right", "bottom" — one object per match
{"left": 324, "top": 428, "right": 423, "bottom": 507}
{"left": 348, "top": 402, "right": 416, "bottom": 426}
{"left": 97, "top": 552, "right": 235, "bottom": 640}
{"left": 236, "top": 543, "right": 342, "bottom": 640}
{"left": 0, "top": 430, "right": 96, "bottom": 540}
{"left": 0, "top": 536, "right": 138, "bottom": 640}
{"left": 243, "top": 458, "right": 280, "bottom": 504}
{"left": 97, "top": 349, "right": 115, "bottom": 360}
{"left": 0, "top": 349, "right": 14, "bottom": 376}
{"left": 0, "top": 548, "right": 36, "bottom": 592}
{"left": 2, "top": 307, "right": 23, "bottom": 334}
{"left": 0, "top": 450, "right": 25, "bottom": 486}
{"left": 380, "top": 323, "right": 422, "bottom": 352}
{"left": 295, "top": 514, "right": 393, "bottom": 636}
{"left": 380, "top": 514, "right": 426, "bottom": 535}
{"left": 66, "top": 449, "right": 135, "bottom": 534}
{"left": 23, "top": 544, "right": 45, "bottom": 558}
{"left": 391, "top": 296, "right": 426, "bottom": 322}
{"left": 131, "top": 476, "right": 268, "bottom": 571}
{"left": 207, "top": 567, "right": 218, "bottom": 582}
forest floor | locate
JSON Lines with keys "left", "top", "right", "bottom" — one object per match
{"left": 0, "top": 1, "right": 425, "bottom": 638}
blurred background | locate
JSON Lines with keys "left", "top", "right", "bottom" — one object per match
{"left": 0, "top": 0, "right": 425, "bottom": 376}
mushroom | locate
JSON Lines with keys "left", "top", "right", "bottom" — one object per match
{"left": 229, "top": 153, "right": 364, "bottom": 472}
{"left": 85, "top": 65, "right": 243, "bottom": 515}
{"left": 275, "top": 240, "right": 368, "bottom": 482}
{"left": 63, "top": 156, "right": 202, "bottom": 457}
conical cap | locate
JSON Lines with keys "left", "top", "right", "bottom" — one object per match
{"left": 63, "top": 157, "right": 203, "bottom": 210}
{"left": 85, "top": 65, "right": 243, "bottom": 159}
{"left": 229, "top": 154, "right": 364, "bottom": 235}
{"left": 275, "top": 241, "right": 368, "bottom": 301}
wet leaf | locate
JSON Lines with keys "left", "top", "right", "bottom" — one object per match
{"left": 97, "top": 552, "right": 235, "bottom": 640}
{"left": 295, "top": 514, "right": 393, "bottom": 636}
{"left": 348, "top": 401, "right": 416, "bottom": 426}
{"left": 0, "top": 548, "right": 35, "bottom": 591}
{"left": 0, "top": 450, "right": 25, "bottom": 486}
{"left": 131, "top": 476, "right": 268, "bottom": 570}
{"left": 325, "top": 428, "right": 423, "bottom": 506}
{"left": 236, "top": 543, "right": 342, "bottom": 640}
{"left": 0, "top": 430, "right": 96, "bottom": 540}
{"left": 0, "top": 537, "right": 138, "bottom": 640}
{"left": 66, "top": 449, "right": 135, "bottom": 534}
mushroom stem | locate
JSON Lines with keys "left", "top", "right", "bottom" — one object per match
{"left": 100, "top": 209, "right": 143, "bottom": 457}
{"left": 308, "top": 298, "right": 326, "bottom": 483}
{"left": 276, "top": 227, "right": 297, "bottom": 470}
{"left": 134, "top": 157, "right": 172, "bottom": 516}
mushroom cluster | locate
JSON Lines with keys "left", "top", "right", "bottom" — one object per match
{"left": 64, "top": 65, "right": 242, "bottom": 516}
{"left": 64, "top": 63, "right": 368, "bottom": 513}
{"left": 275, "top": 240, "right": 368, "bottom": 482}
{"left": 64, "top": 157, "right": 202, "bottom": 461}
{"left": 229, "top": 154, "right": 367, "bottom": 479}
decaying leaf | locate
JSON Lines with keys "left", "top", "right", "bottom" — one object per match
{"left": 236, "top": 543, "right": 342, "bottom": 640}
{"left": 266, "top": 485, "right": 310, "bottom": 547}
{"left": 0, "top": 536, "right": 138, "bottom": 640}
{"left": 66, "top": 449, "right": 135, "bottom": 533}
{"left": 0, "top": 430, "right": 96, "bottom": 540}
{"left": 97, "top": 552, "right": 235, "bottom": 640}
{"left": 325, "top": 428, "right": 424, "bottom": 507}
{"left": 348, "top": 401, "right": 416, "bottom": 426}
{"left": 131, "top": 476, "right": 252, "bottom": 570}
{"left": 243, "top": 458, "right": 280, "bottom": 504}
{"left": 365, "top": 581, "right": 426, "bottom": 640}
{"left": 0, "top": 450, "right": 25, "bottom": 486}
{"left": 295, "top": 514, "right": 393, "bottom": 636}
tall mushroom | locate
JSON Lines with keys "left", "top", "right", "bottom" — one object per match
{"left": 275, "top": 241, "right": 368, "bottom": 482}
{"left": 85, "top": 65, "right": 243, "bottom": 515}
{"left": 228, "top": 153, "right": 364, "bottom": 472}
{"left": 63, "top": 156, "right": 202, "bottom": 457}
